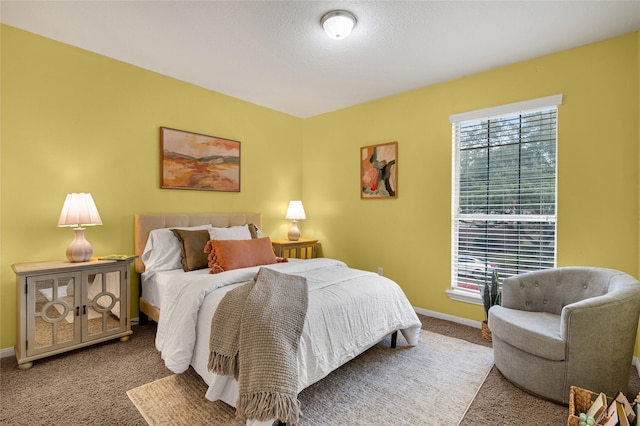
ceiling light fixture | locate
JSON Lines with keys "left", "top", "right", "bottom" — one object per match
{"left": 321, "top": 10, "right": 356, "bottom": 40}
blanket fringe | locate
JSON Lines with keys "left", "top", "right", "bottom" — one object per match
{"left": 208, "top": 351, "right": 239, "bottom": 379}
{"left": 238, "top": 391, "right": 301, "bottom": 425}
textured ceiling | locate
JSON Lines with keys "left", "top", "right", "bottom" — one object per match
{"left": 2, "top": 1, "right": 639, "bottom": 118}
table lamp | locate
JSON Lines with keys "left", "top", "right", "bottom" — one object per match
{"left": 285, "top": 200, "right": 306, "bottom": 241}
{"left": 57, "top": 193, "right": 103, "bottom": 262}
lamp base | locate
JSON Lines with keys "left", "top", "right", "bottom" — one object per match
{"left": 287, "top": 221, "right": 301, "bottom": 241}
{"left": 66, "top": 227, "right": 93, "bottom": 262}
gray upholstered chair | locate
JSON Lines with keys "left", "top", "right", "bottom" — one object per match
{"left": 489, "top": 266, "right": 640, "bottom": 404}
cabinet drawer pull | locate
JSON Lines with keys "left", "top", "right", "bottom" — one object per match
{"left": 76, "top": 306, "right": 80, "bottom": 317}
{"left": 83, "top": 305, "right": 86, "bottom": 315}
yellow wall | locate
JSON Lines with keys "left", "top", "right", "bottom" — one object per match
{"left": 302, "top": 33, "right": 639, "bottom": 321}
{"left": 637, "top": 30, "right": 640, "bottom": 358}
{"left": 2, "top": 25, "right": 639, "bottom": 354}
{"left": 0, "top": 25, "right": 304, "bottom": 349}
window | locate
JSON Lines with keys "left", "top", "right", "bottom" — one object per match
{"left": 449, "top": 95, "right": 562, "bottom": 301}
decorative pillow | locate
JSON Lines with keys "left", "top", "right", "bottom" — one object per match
{"left": 204, "top": 237, "right": 277, "bottom": 274}
{"left": 141, "top": 225, "right": 212, "bottom": 271}
{"left": 171, "top": 229, "right": 211, "bottom": 272}
{"left": 248, "top": 223, "right": 265, "bottom": 239}
{"left": 209, "top": 225, "right": 252, "bottom": 240}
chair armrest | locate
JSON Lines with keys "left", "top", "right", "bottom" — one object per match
{"left": 560, "top": 296, "right": 619, "bottom": 341}
{"left": 561, "top": 292, "right": 640, "bottom": 344}
{"left": 559, "top": 293, "right": 639, "bottom": 399}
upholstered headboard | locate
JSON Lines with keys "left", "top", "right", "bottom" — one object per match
{"left": 134, "top": 213, "right": 262, "bottom": 273}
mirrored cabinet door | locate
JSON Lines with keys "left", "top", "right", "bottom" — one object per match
{"left": 26, "top": 272, "right": 82, "bottom": 356}
{"left": 84, "top": 268, "right": 126, "bottom": 340}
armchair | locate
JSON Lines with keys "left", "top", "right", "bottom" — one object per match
{"left": 488, "top": 267, "right": 640, "bottom": 403}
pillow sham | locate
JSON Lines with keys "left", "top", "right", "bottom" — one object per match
{"left": 171, "top": 229, "right": 211, "bottom": 272}
{"left": 204, "top": 237, "right": 277, "bottom": 274}
{"left": 208, "top": 225, "right": 252, "bottom": 240}
{"left": 141, "top": 225, "right": 212, "bottom": 271}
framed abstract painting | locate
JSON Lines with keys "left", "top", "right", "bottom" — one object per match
{"left": 360, "top": 141, "right": 397, "bottom": 199}
{"left": 160, "top": 127, "right": 240, "bottom": 192}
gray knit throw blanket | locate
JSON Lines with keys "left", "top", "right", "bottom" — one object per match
{"left": 208, "top": 267, "right": 308, "bottom": 425}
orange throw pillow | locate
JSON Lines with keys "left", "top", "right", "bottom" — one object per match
{"left": 204, "top": 237, "right": 278, "bottom": 274}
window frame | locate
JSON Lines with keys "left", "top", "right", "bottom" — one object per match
{"left": 447, "top": 95, "right": 563, "bottom": 304}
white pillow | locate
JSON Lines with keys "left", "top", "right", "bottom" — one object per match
{"left": 209, "top": 225, "right": 252, "bottom": 240}
{"left": 142, "top": 225, "right": 212, "bottom": 271}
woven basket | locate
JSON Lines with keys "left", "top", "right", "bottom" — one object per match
{"left": 481, "top": 321, "right": 492, "bottom": 341}
{"left": 567, "top": 386, "right": 611, "bottom": 426}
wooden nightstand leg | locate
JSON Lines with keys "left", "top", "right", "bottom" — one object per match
{"left": 18, "top": 361, "right": 33, "bottom": 370}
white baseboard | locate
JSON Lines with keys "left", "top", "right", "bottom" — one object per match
{"left": 414, "top": 306, "right": 483, "bottom": 329}
{"left": 3, "top": 311, "right": 639, "bottom": 378}
{"left": 2, "top": 310, "right": 479, "bottom": 358}
{"left": 414, "top": 307, "right": 640, "bottom": 379}
{"left": 1, "top": 346, "right": 15, "bottom": 359}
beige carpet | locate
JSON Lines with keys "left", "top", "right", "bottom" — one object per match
{"left": 127, "top": 330, "right": 494, "bottom": 425}
{"left": 5, "top": 319, "right": 639, "bottom": 425}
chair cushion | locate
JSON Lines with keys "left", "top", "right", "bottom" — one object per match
{"left": 489, "top": 306, "right": 565, "bottom": 361}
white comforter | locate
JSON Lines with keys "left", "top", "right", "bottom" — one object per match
{"left": 156, "top": 258, "right": 421, "bottom": 423}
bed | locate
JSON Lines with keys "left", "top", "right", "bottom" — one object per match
{"left": 134, "top": 213, "right": 422, "bottom": 426}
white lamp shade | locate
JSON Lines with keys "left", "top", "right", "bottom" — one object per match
{"left": 285, "top": 201, "right": 306, "bottom": 220}
{"left": 321, "top": 10, "right": 356, "bottom": 40}
{"left": 58, "top": 193, "right": 102, "bottom": 227}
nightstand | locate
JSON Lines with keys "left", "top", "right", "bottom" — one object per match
{"left": 271, "top": 238, "right": 318, "bottom": 259}
{"left": 12, "top": 259, "right": 133, "bottom": 369}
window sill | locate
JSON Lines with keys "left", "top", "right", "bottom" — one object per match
{"left": 445, "top": 288, "right": 483, "bottom": 305}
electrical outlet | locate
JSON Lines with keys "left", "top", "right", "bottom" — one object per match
{"left": 377, "top": 267, "right": 383, "bottom": 276}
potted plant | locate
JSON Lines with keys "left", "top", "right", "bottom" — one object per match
{"left": 480, "top": 270, "right": 501, "bottom": 341}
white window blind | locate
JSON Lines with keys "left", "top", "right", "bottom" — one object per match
{"left": 450, "top": 95, "right": 562, "bottom": 294}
